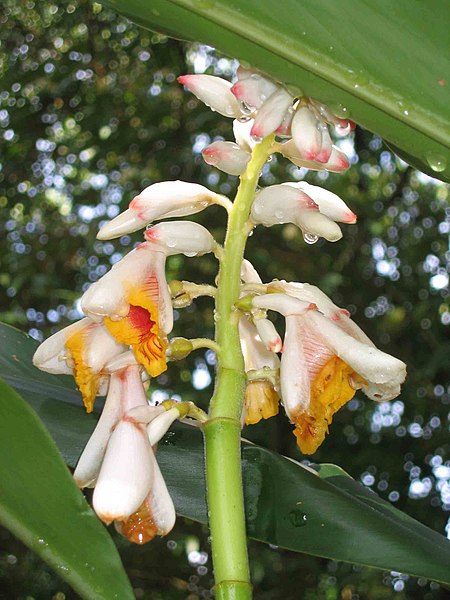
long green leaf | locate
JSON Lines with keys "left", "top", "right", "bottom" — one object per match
{"left": 103, "top": 0, "right": 450, "bottom": 182}
{"left": 2, "top": 322, "right": 450, "bottom": 583}
{"left": 0, "top": 378, "right": 134, "bottom": 600}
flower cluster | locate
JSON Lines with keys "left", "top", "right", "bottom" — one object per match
{"left": 33, "top": 64, "right": 406, "bottom": 546}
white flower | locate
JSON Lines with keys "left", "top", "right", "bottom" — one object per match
{"left": 74, "top": 363, "right": 179, "bottom": 544}
{"left": 33, "top": 318, "right": 126, "bottom": 412}
{"left": 81, "top": 222, "right": 217, "bottom": 376}
{"left": 97, "top": 181, "right": 225, "bottom": 240}
{"left": 252, "top": 293, "right": 406, "bottom": 454}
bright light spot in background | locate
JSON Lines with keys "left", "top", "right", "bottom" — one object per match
{"left": 192, "top": 361, "right": 211, "bottom": 390}
{"left": 430, "top": 272, "right": 448, "bottom": 290}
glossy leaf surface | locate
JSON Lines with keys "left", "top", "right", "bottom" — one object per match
{"left": 103, "top": 0, "right": 450, "bottom": 182}
{"left": 0, "top": 376, "right": 134, "bottom": 600}
{"left": 1, "top": 322, "right": 450, "bottom": 583}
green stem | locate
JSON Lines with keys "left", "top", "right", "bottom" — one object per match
{"left": 204, "top": 136, "right": 274, "bottom": 600}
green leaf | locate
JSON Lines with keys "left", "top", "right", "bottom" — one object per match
{"left": 103, "top": 0, "right": 450, "bottom": 182}
{"left": 2, "top": 322, "right": 450, "bottom": 584}
{"left": 0, "top": 377, "right": 134, "bottom": 600}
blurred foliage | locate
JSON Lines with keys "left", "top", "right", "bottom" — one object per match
{"left": 0, "top": 1, "right": 449, "bottom": 599}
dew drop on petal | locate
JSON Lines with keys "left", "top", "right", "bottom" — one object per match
{"left": 303, "top": 232, "right": 319, "bottom": 245}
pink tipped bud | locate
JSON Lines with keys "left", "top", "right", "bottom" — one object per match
{"left": 334, "top": 119, "right": 356, "bottom": 136}
{"left": 97, "top": 181, "right": 218, "bottom": 240}
{"left": 202, "top": 141, "right": 251, "bottom": 176}
{"left": 291, "top": 105, "right": 322, "bottom": 161}
{"left": 231, "top": 76, "right": 278, "bottom": 111}
{"left": 290, "top": 182, "right": 357, "bottom": 224}
{"left": 178, "top": 74, "right": 241, "bottom": 118}
{"left": 145, "top": 221, "right": 217, "bottom": 256}
{"left": 275, "top": 140, "right": 350, "bottom": 173}
{"left": 250, "top": 88, "right": 293, "bottom": 141}
{"left": 314, "top": 123, "right": 333, "bottom": 164}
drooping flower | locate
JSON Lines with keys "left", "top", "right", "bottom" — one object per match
{"left": 81, "top": 221, "right": 218, "bottom": 376}
{"left": 33, "top": 318, "right": 126, "bottom": 412}
{"left": 74, "top": 360, "right": 180, "bottom": 543}
{"left": 252, "top": 293, "right": 406, "bottom": 454}
{"left": 97, "top": 180, "right": 227, "bottom": 240}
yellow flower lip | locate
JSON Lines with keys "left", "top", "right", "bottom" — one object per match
{"left": 104, "top": 285, "right": 167, "bottom": 379}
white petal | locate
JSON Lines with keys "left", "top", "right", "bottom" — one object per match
{"left": 233, "top": 119, "right": 255, "bottom": 152}
{"left": 144, "top": 459, "right": 176, "bottom": 535}
{"left": 240, "top": 259, "right": 262, "bottom": 284}
{"left": 231, "top": 75, "right": 278, "bottom": 110}
{"left": 306, "top": 311, "right": 407, "bottom": 389}
{"left": 276, "top": 140, "right": 350, "bottom": 173}
{"left": 253, "top": 293, "right": 313, "bottom": 317}
{"left": 280, "top": 315, "right": 311, "bottom": 418}
{"left": 250, "top": 88, "right": 293, "bottom": 140}
{"left": 145, "top": 221, "right": 217, "bottom": 256}
{"left": 178, "top": 74, "right": 241, "bottom": 118}
{"left": 314, "top": 123, "right": 333, "bottom": 164}
{"left": 292, "top": 182, "right": 356, "bottom": 224}
{"left": 97, "top": 181, "right": 218, "bottom": 240}
{"left": 147, "top": 407, "right": 180, "bottom": 446}
{"left": 93, "top": 420, "right": 154, "bottom": 523}
{"left": 202, "top": 141, "right": 250, "bottom": 176}
{"left": 294, "top": 208, "right": 343, "bottom": 242}
{"left": 32, "top": 319, "right": 87, "bottom": 374}
{"left": 84, "top": 325, "right": 127, "bottom": 373}
{"left": 251, "top": 184, "right": 317, "bottom": 227}
{"left": 126, "top": 404, "right": 165, "bottom": 424}
{"left": 291, "top": 105, "right": 322, "bottom": 161}
{"left": 239, "top": 317, "right": 280, "bottom": 371}
{"left": 73, "top": 372, "right": 123, "bottom": 488}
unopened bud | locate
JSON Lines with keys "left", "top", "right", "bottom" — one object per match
{"left": 168, "top": 337, "right": 194, "bottom": 360}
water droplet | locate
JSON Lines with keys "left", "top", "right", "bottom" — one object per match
{"left": 332, "top": 103, "right": 349, "bottom": 119}
{"left": 238, "top": 115, "right": 251, "bottom": 123}
{"left": 251, "top": 134, "right": 263, "bottom": 143}
{"left": 303, "top": 232, "right": 319, "bottom": 245}
{"left": 184, "top": 251, "right": 197, "bottom": 257}
{"left": 289, "top": 508, "right": 308, "bottom": 527}
{"left": 240, "top": 101, "right": 255, "bottom": 116}
{"left": 151, "top": 8, "right": 160, "bottom": 16}
{"left": 425, "top": 151, "right": 447, "bottom": 173}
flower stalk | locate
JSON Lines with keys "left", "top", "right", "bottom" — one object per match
{"left": 204, "top": 135, "right": 274, "bottom": 600}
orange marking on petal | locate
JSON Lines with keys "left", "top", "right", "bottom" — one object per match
{"left": 117, "top": 500, "right": 158, "bottom": 545}
{"left": 105, "top": 283, "right": 167, "bottom": 377}
{"left": 65, "top": 326, "right": 100, "bottom": 413}
{"left": 292, "top": 356, "right": 356, "bottom": 454}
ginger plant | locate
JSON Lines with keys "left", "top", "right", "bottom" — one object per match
{"left": 33, "top": 66, "right": 406, "bottom": 599}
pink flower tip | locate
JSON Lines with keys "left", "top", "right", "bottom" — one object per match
{"left": 177, "top": 75, "right": 189, "bottom": 85}
{"left": 344, "top": 210, "right": 357, "bottom": 224}
{"left": 230, "top": 82, "right": 242, "bottom": 98}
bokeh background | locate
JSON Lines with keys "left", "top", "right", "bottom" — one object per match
{"left": 0, "top": 2, "right": 449, "bottom": 599}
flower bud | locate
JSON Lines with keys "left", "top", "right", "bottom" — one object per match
{"left": 231, "top": 75, "right": 279, "bottom": 110}
{"left": 250, "top": 88, "right": 293, "bottom": 140}
{"left": 97, "top": 181, "right": 221, "bottom": 240}
{"left": 168, "top": 337, "right": 194, "bottom": 360}
{"left": 291, "top": 105, "right": 323, "bottom": 161}
{"left": 202, "top": 141, "right": 251, "bottom": 176}
{"left": 285, "top": 182, "right": 357, "bottom": 224}
{"left": 145, "top": 221, "right": 217, "bottom": 256}
{"left": 178, "top": 74, "right": 241, "bottom": 118}
{"left": 276, "top": 140, "right": 350, "bottom": 173}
